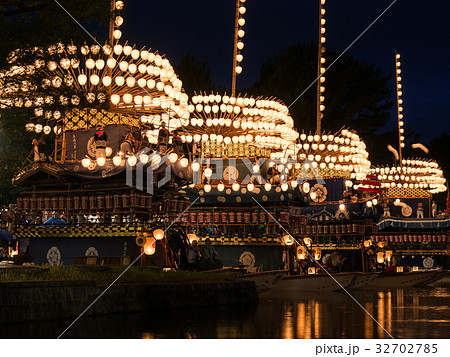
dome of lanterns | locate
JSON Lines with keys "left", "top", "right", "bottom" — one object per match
{"left": 367, "top": 53, "right": 447, "bottom": 196}
{"left": 181, "top": 92, "right": 299, "bottom": 155}
{"left": 2, "top": 0, "right": 447, "bottom": 203}
{"left": 0, "top": 42, "right": 188, "bottom": 133}
{"left": 0, "top": 0, "right": 189, "bottom": 136}
{"left": 371, "top": 159, "right": 447, "bottom": 194}
{"left": 270, "top": 128, "right": 371, "bottom": 181}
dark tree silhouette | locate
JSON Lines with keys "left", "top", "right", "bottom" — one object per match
{"left": 174, "top": 54, "right": 216, "bottom": 97}
{"left": 248, "top": 42, "right": 394, "bottom": 165}
{"left": 0, "top": 0, "right": 109, "bottom": 204}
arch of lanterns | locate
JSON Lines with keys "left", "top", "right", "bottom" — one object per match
{"left": 182, "top": 92, "right": 298, "bottom": 153}
{"left": 0, "top": 41, "right": 188, "bottom": 134}
{"left": 365, "top": 53, "right": 447, "bottom": 197}
{"left": 370, "top": 159, "right": 447, "bottom": 195}
{"left": 0, "top": 0, "right": 189, "bottom": 170}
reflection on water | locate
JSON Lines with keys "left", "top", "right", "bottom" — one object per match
{"left": 4, "top": 287, "right": 450, "bottom": 339}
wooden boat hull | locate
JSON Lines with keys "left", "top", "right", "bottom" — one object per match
{"left": 239, "top": 270, "right": 286, "bottom": 293}
{"left": 273, "top": 272, "right": 357, "bottom": 292}
{"left": 348, "top": 272, "right": 379, "bottom": 289}
{"left": 426, "top": 271, "right": 450, "bottom": 286}
{"left": 369, "top": 271, "right": 437, "bottom": 288}
{"left": 414, "top": 270, "right": 448, "bottom": 286}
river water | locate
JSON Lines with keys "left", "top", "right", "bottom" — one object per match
{"left": 6, "top": 286, "right": 450, "bottom": 339}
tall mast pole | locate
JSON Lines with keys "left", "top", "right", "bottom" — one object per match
{"left": 109, "top": 0, "right": 116, "bottom": 47}
{"left": 395, "top": 52, "right": 405, "bottom": 163}
{"left": 316, "top": 0, "right": 326, "bottom": 135}
{"left": 231, "top": 0, "right": 240, "bottom": 97}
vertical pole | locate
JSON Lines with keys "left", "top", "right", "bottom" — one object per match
{"left": 108, "top": 0, "right": 116, "bottom": 48}
{"left": 316, "top": 0, "right": 324, "bottom": 135}
{"left": 395, "top": 52, "right": 403, "bottom": 163}
{"left": 231, "top": 0, "right": 240, "bottom": 97}
{"left": 107, "top": 0, "right": 116, "bottom": 101}
{"left": 361, "top": 249, "right": 366, "bottom": 273}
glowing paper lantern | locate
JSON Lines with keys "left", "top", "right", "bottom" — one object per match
{"left": 144, "top": 237, "right": 156, "bottom": 255}
{"left": 283, "top": 235, "right": 294, "bottom": 246}
{"left": 153, "top": 229, "right": 165, "bottom": 240}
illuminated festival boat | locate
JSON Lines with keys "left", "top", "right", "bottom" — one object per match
{"left": 1, "top": 1, "right": 194, "bottom": 265}
{"left": 0, "top": 0, "right": 448, "bottom": 283}
{"left": 362, "top": 53, "right": 449, "bottom": 284}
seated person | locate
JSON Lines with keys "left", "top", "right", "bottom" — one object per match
{"left": 390, "top": 251, "right": 402, "bottom": 267}
{"left": 201, "top": 238, "right": 223, "bottom": 270}
{"left": 326, "top": 251, "right": 347, "bottom": 273}
{"left": 171, "top": 129, "right": 184, "bottom": 155}
{"left": 0, "top": 247, "right": 7, "bottom": 261}
{"left": 120, "top": 132, "right": 136, "bottom": 157}
{"left": 186, "top": 240, "right": 205, "bottom": 271}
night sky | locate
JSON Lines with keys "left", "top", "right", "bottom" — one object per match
{"left": 120, "top": 0, "right": 448, "bottom": 140}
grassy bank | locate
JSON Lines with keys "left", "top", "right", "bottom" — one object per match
{"left": 0, "top": 266, "right": 237, "bottom": 285}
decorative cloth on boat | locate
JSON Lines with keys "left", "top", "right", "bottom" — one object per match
{"left": 14, "top": 225, "right": 141, "bottom": 238}
{"left": 63, "top": 108, "right": 140, "bottom": 130}
{"left": 376, "top": 217, "right": 450, "bottom": 230}
{"left": 386, "top": 187, "right": 431, "bottom": 198}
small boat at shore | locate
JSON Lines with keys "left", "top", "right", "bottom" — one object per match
{"left": 271, "top": 272, "right": 357, "bottom": 292}
{"left": 200, "top": 267, "right": 286, "bottom": 293}
{"left": 369, "top": 270, "right": 439, "bottom": 288}
{"left": 349, "top": 272, "right": 380, "bottom": 289}
{"left": 426, "top": 270, "right": 450, "bottom": 286}
{"left": 238, "top": 270, "right": 286, "bottom": 293}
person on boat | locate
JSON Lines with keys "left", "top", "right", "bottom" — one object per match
{"left": 328, "top": 252, "right": 347, "bottom": 273}
{"left": 432, "top": 201, "right": 438, "bottom": 217}
{"left": 390, "top": 250, "right": 402, "bottom": 267}
{"left": 31, "top": 138, "right": 46, "bottom": 162}
{"left": 417, "top": 202, "right": 424, "bottom": 218}
{"left": 31, "top": 139, "right": 40, "bottom": 162}
{"left": 201, "top": 238, "right": 222, "bottom": 270}
{"left": 158, "top": 121, "right": 169, "bottom": 153}
{"left": 120, "top": 132, "right": 136, "bottom": 157}
{"left": 94, "top": 127, "right": 107, "bottom": 160}
{"left": 267, "top": 163, "right": 280, "bottom": 184}
{"left": 192, "top": 139, "right": 201, "bottom": 159}
{"left": 0, "top": 247, "right": 7, "bottom": 261}
{"left": 382, "top": 202, "right": 390, "bottom": 217}
{"left": 171, "top": 129, "right": 184, "bottom": 156}
{"left": 251, "top": 156, "right": 265, "bottom": 184}
{"left": 186, "top": 240, "right": 200, "bottom": 271}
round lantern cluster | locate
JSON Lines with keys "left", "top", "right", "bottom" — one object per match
{"left": 0, "top": 33, "right": 188, "bottom": 135}
{"left": 372, "top": 159, "right": 447, "bottom": 194}
{"left": 181, "top": 92, "right": 299, "bottom": 151}
{"left": 271, "top": 128, "right": 371, "bottom": 180}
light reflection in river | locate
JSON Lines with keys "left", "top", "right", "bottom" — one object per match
{"left": 3, "top": 287, "right": 450, "bottom": 339}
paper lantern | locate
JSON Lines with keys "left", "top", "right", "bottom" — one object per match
{"left": 297, "top": 246, "right": 306, "bottom": 260}
{"left": 81, "top": 157, "right": 91, "bottom": 168}
{"left": 153, "top": 228, "right": 165, "bottom": 240}
{"left": 283, "top": 234, "right": 294, "bottom": 246}
{"left": 180, "top": 158, "right": 189, "bottom": 168}
{"left": 96, "top": 157, "right": 106, "bottom": 166}
{"left": 144, "top": 237, "right": 156, "bottom": 255}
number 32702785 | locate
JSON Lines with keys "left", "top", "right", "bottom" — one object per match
{"left": 375, "top": 344, "right": 437, "bottom": 354}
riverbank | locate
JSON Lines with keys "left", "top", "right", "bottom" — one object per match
{"left": 0, "top": 268, "right": 258, "bottom": 325}
{"left": 0, "top": 280, "right": 258, "bottom": 324}
{"left": 0, "top": 265, "right": 237, "bottom": 284}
